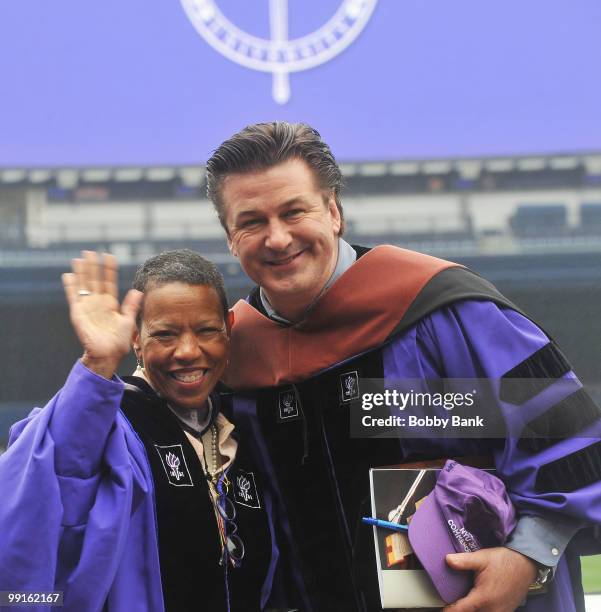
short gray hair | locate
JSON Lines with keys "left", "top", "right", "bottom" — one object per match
{"left": 133, "top": 249, "right": 228, "bottom": 325}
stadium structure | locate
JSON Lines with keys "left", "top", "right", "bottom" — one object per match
{"left": 1, "top": 151, "right": 601, "bottom": 444}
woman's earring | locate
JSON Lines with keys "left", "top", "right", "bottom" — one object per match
{"left": 135, "top": 355, "right": 145, "bottom": 375}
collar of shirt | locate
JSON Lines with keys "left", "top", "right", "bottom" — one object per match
{"left": 184, "top": 412, "right": 238, "bottom": 475}
{"left": 167, "top": 396, "right": 213, "bottom": 433}
{"left": 259, "top": 238, "right": 357, "bottom": 324}
{"left": 128, "top": 373, "right": 219, "bottom": 440}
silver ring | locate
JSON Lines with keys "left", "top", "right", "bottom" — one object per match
{"left": 78, "top": 290, "right": 91, "bottom": 296}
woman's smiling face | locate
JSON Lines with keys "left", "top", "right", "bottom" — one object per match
{"left": 133, "top": 282, "right": 232, "bottom": 411}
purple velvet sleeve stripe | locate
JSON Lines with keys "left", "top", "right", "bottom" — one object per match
{"left": 518, "top": 389, "right": 601, "bottom": 453}
{"left": 500, "top": 343, "right": 572, "bottom": 405}
{"left": 536, "top": 440, "right": 601, "bottom": 493}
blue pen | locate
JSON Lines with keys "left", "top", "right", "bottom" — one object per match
{"left": 362, "top": 517, "right": 409, "bottom": 532}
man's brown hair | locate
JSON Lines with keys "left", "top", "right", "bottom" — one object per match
{"left": 206, "top": 121, "right": 345, "bottom": 234}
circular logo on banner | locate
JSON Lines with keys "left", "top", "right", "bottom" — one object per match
{"left": 180, "top": 0, "right": 378, "bottom": 104}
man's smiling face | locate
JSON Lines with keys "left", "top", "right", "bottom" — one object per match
{"left": 222, "top": 158, "right": 341, "bottom": 320}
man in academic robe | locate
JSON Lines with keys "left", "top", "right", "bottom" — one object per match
{"left": 206, "top": 121, "right": 601, "bottom": 612}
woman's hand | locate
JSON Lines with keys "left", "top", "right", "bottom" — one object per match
{"left": 62, "top": 251, "right": 143, "bottom": 379}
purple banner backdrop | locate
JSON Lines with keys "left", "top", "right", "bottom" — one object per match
{"left": 0, "top": 0, "right": 599, "bottom": 166}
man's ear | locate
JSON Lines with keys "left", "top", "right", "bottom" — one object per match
{"left": 222, "top": 207, "right": 238, "bottom": 257}
{"left": 227, "top": 235, "right": 238, "bottom": 258}
{"left": 328, "top": 193, "right": 341, "bottom": 235}
{"left": 226, "top": 309, "right": 235, "bottom": 334}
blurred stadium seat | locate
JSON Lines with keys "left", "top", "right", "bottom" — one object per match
{"left": 509, "top": 204, "right": 567, "bottom": 238}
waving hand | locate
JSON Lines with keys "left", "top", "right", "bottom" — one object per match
{"left": 62, "top": 251, "right": 143, "bottom": 379}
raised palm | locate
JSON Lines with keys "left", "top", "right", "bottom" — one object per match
{"left": 62, "top": 251, "right": 143, "bottom": 364}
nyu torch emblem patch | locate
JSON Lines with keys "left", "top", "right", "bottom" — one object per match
{"left": 233, "top": 470, "right": 261, "bottom": 509}
{"left": 340, "top": 371, "right": 360, "bottom": 402}
{"left": 155, "top": 444, "right": 194, "bottom": 486}
{"left": 278, "top": 389, "right": 300, "bottom": 420}
{"left": 166, "top": 452, "right": 184, "bottom": 480}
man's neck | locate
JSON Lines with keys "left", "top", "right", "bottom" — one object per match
{"left": 259, "top": 238, "right": 357, "bottom": 324}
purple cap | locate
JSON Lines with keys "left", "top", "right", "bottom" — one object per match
{"left": 407, "top": 460, "right": 517, "bottom": 604}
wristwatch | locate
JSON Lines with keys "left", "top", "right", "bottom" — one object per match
{"left": 529, "top": 565, "right": 551, "bottom": 591}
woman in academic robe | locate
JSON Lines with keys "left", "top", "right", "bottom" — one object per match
{"left": 0, "top": 249, "right": 297, "bottom": 612}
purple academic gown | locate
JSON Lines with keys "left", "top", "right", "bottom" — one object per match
{"left": 385, "top": 299, "right": 601, "bottom": 611}
{"left": 0, "top": 363, "right": 165, "bottom": 611}
{"left": 234, "top": 299, "right": 601, "bottom": 612}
